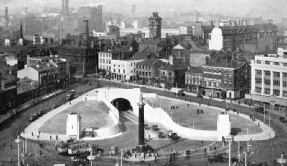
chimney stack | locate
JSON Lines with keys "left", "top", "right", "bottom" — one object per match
{"left": 4, "top": 7, "right": 9, "bottom": 28}
{"left": 83, "top": 20, "right": 89, "bottom": 45}
{"left": 19, "top": 21, "right": 23, "bottom": 39}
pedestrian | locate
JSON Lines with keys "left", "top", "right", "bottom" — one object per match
{"left": 29, "top": 153, "right": 31, "bottom": 157}
{"left": 10, "top": 145, "right": 12, "bottom": 149}
{"left": 56, "top": 135, "right": 58, "bottom": 140}
{"left": 176, "top": 106, "right": 178, "bottom": 109}
{"left": 37, "top": 135, "right": 39, "bottom": 139}
{"left": 3, "top": 142, "right": 5, "bottom": 147}
{"left": 38, "top": 131, "right": 41, "bottom": 135}
{"left": 32, "top": 132, "right": 33, "bottom": 136}
{"left": 39, "top": 151, "right": 42, "bottom": 155}
{"left": 258, "top": 122, "right": 260, "bottom": 126}
{"left": 69, "top": 102, "right": 71, "bottom": 105}
{"left": 50, "top": 136, "right": 52, "bottom": 140}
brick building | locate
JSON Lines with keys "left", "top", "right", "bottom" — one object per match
{"left": 57, "top": 20, "right": 99, "bottom": 76}
{"left": 185, "top": 66, "right": 204, "bottom": 93}
{"left": 202, "top": 51, "right": 250, "bottom": 99}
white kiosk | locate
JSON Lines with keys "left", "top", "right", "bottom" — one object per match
{"left": 66, "top": 112, "right": 80, "bottom": 140}
{"left": 217, "top": 112, "right": 231, "bottom": 141}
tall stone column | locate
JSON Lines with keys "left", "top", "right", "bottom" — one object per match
{"left": 137, "top": 94, "right": 145, "bottom": 149}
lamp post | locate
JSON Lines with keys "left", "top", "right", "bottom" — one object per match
{"left": 226, "top": 135, "right": 233, "bottom": 166}
{"left": 87, "top": 148, "right": 96, "bottom": 166}
{"left": 15, "top": 135, "right": 22, "bottom": 166}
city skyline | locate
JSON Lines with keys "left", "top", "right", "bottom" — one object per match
{"left": 0, "top": 0, "right": 286, "bottom": 21}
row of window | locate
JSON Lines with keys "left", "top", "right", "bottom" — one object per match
{"left": 99, "top": 59, "right": 111, "bottom": 64}
{"left": 256, "top": 70, "right": 287, "bottom": 77}
{"left": 256, "top": 60, "right": 287, "bottom": 66}
{"left": 255, "top": 86, "right": 287, "bottom": 96}
{"left": 186, "top": 80, "right": 202, "bottom": 85}
{"left": 256, "top": 78, "right": 287, "bottom": 87}
{"left": 137, "top": 71, "right": 151, "bottom": 77}
{"left": 99, "top": 53, "right": 111, "bottom": 58}
{"left": 136, "top": 65, "right": 151, "bottom": 70}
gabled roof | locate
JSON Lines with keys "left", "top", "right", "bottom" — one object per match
{"left": 205, "top": 58, "right": 246, "bottom": 69}
{"left": 131, "top": 52, "right": 156, "bottom": 60}
{"left": 159, "top": 62, "right": 188, "bottom": 71}
{"left": 136, "top": 59, "right": 165, "bottom": 67}
{"left": 142, "top": 46, "right": 164, "bottom": 54}
{"left": 140, "top": 38, "right": 165, "bottom": 46}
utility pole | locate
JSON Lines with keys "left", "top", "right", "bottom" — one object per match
{"left": 238, "top": 141, "right": 240, "bottom": 162}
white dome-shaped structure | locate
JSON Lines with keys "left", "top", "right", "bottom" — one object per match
{"left": 208, "top": 26, "right": 223, "bottom": 51}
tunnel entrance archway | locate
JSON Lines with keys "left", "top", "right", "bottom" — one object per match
{"left": 111, "top": 98, "right": 133, "bottom": 112}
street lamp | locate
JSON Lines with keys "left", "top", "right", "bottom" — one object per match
{"left": 87, "top": 147, "right": 96, "bottom": 166}
{"left": 226, "top": 135, "right": 234, "bottom": 166}
{"left": 15, "top": 135, "right": 22, "bottom": 166}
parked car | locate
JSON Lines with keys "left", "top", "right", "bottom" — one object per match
{"left": 37, "top": 110, "right": 44, "bottom": 117}
{"left": 28, "top": 114, "right": 38, "bottom": 122}
{"left": 158, "top": 132, "right": 165, "bottom": 139}
{"left": 168, "top": 130, "right": 178, "bottom": 140}
{"left": 170, "top": 88, "right": 185, "bottom": 96}
{"left": 152, "top": 125, "right": 159, "bottom": 131}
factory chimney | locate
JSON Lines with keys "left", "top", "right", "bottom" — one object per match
{"left": 83, "top": 20, "right": 89, "bottom": 46}
{"left": 4, "top": 7, "right": 9, "bottom": 28}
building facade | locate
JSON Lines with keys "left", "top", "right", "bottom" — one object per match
{"left": 202, "top": 54, "right": 250, "bottom": 99}
{"left": 251, "top": 54, "right": 287, "bottom": 108}
{"left": 185, "top": 66, "right": 204, "bottom": 93}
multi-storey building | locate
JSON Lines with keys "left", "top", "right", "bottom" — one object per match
{"left": 251, "top": 53, "right": 287, "bottom": 108}
{"left": 57, "top": 20, "right": 99, "bottom": 76}
{"left": 135, "top": 59, "right": 166, "bottom": 85}
{"left": 0, "top": 53, "right": 17, "bottom": 113}
{"left": 26, "top": 55, "right": 68, "bottom": 89}
{"left": 204, "top": 21, "right": 279, "bottom": 53}
{"left": 158, "top": 55, "right": 188, "bottom": 88}
{"left": 98, "top": 47, "right": 132, "bottom": 74}
{"left": 202, "top": 52, "right": 250, "bottom": 99}
{"left": 185, "top": 66, "right": 204, "bottom": 93}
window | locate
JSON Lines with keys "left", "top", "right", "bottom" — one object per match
{"left": 264, "top": 79, "right": 270, "bottom": 85}
{"left": 273, "top": 89, "right": 280, "bottom": 96}
{"left": 118, "top": 69, "right": 120, "bottom": 73}
{"left": 273, "top": 80, "right": 280, "bottom": 86}
{"left": 255, "top": 78, "right": 262, "bottom": 84}
{"left": 283, "top": 91, "right": 287, "bottom": 97}
{"left": 264, "top": 71, "right": 270, "bottom": 76}
{"left": 274, "top": 62, "right": 279, "bottom": 65}
{"left": 265, "top": 61, "right": 270, "bottom": 65}
{"left": 256, "top": 60, "right": 261, "bottom": 64}
{"left": 255, "top": 87, "right": 262, "bottom": 93}
{"left": 169, "top": 72, "right": 172, "bottom": 76}
{"left": 264, "top": 88, "right": 270, "bottom": 94}
{"left": 283, "top": 73, "right": 287, "bottom": 77}
{"left": 284, "top": 63, "right": 287, "bottom": 66}
{"left": 273, "top": 72, "right": 280, "bottom": 77}
{"left": 162, "top": 72, "right": 166, "bottom": 75}
{"left": 256, "top": 70, "right": 262, "bottom": 75}
{"left": 284, "top": 81, "right": 287, "bottom": 87}
{"left": 123, "top": 70, "right": 125, "bottom": 73}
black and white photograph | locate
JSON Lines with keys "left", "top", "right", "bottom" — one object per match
{"left": 0, "top": 0, "right": 286, "bottom": 165}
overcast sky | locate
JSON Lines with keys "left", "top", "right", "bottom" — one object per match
{"left": 1, "top": 0, "right": 285, "bottom": 20}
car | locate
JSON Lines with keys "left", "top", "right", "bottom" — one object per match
{"left": 158, "top": 132, "right": 165, "bottom": 139}
{"left": 37, "top": 110, "right": 44, "bottom": 117}
{"left": 28, "top": 114, "right": 38, "bottom": 122}
{"left": 168, "top": 131, "right": 178, "bottom": 140}
{"left": 152, "top": 125, "right": 159, "bottom": 131}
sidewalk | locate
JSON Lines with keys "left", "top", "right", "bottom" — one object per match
{"left": 0, "top": 90, "right": 65, "bottom": 125}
